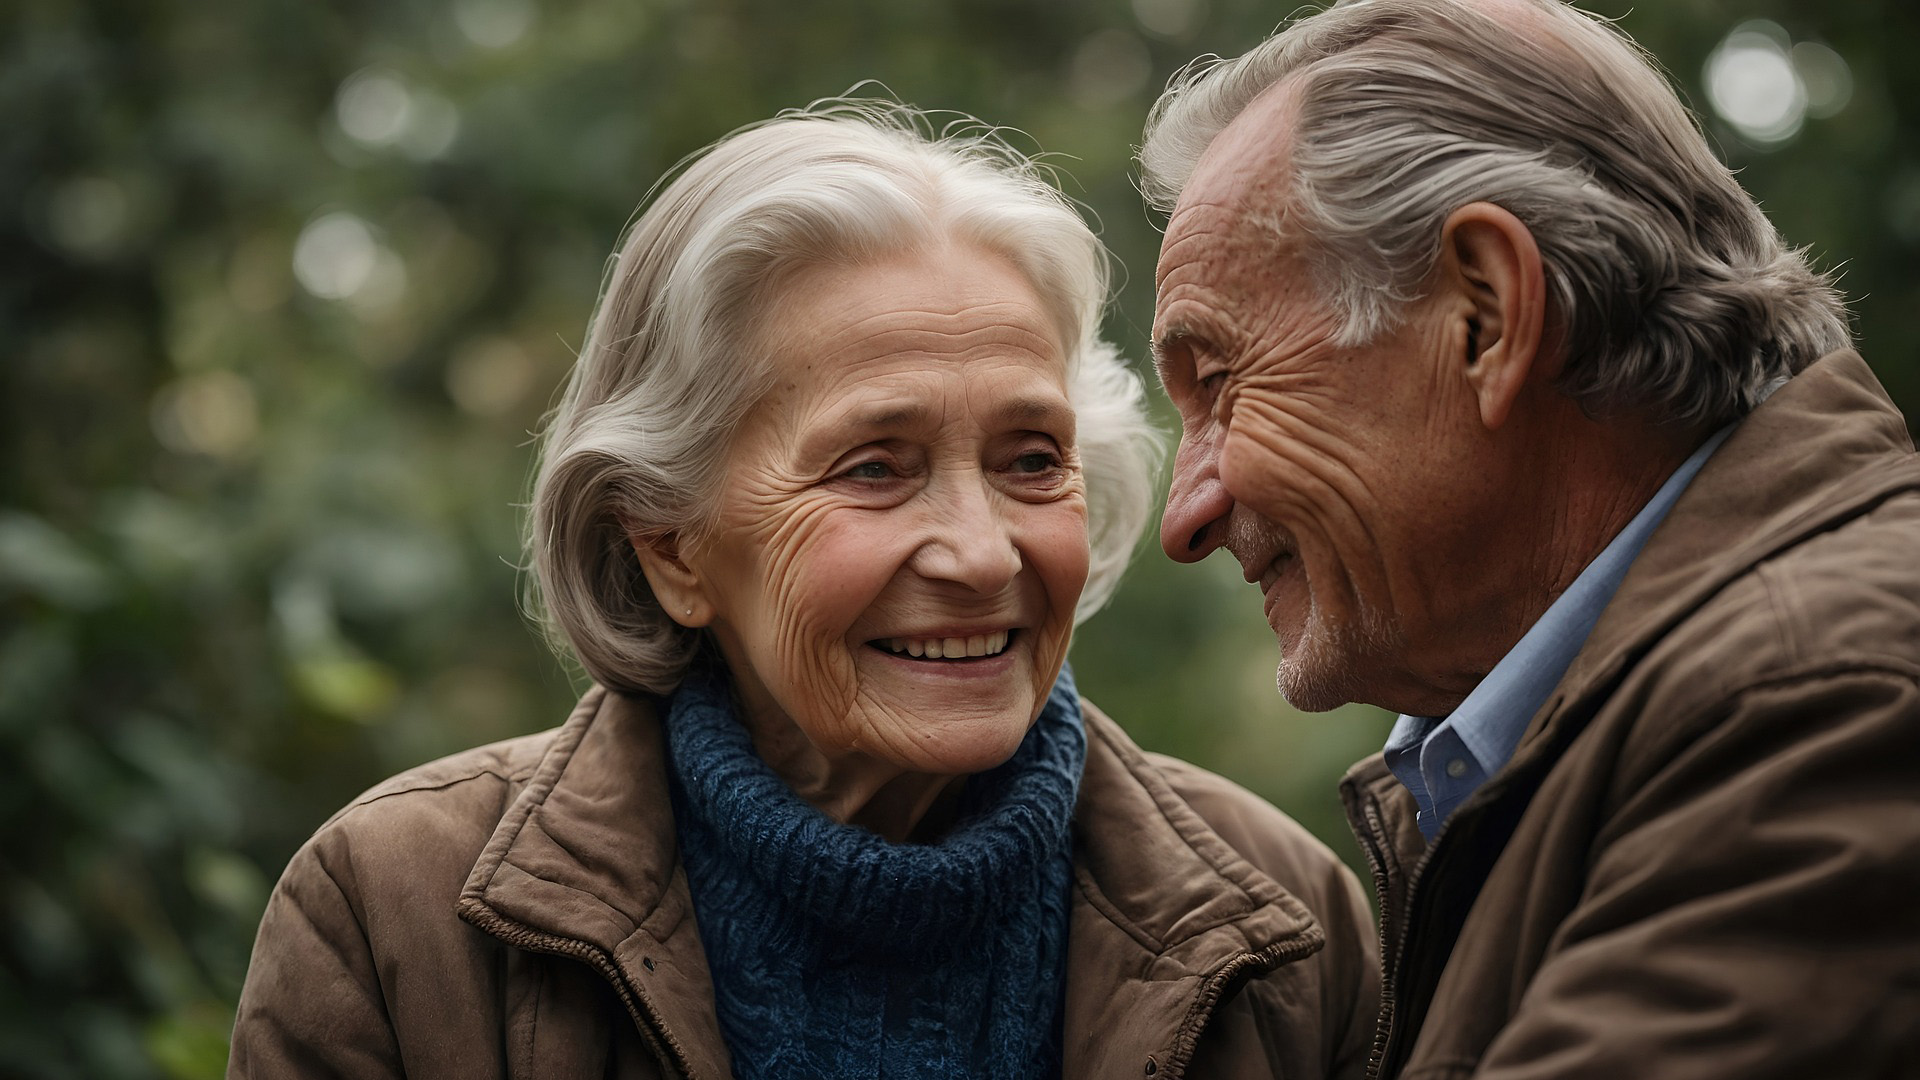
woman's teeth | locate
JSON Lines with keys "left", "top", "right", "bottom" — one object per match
{"left": 882, "top": 630, "right": 1011, "bottom": 659}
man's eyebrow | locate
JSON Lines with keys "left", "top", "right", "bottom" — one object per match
{"left": 1152, "top": 325, "right": 1196, "bottom": 386}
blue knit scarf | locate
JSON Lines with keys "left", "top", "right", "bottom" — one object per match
{"left": 663, "top": 659, "right": 1084, "bottom": 1080}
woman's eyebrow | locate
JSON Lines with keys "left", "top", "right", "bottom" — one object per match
{"left": 989, "top": 394, "right": 1076, "bottom": 431}
{"left": 843, "top": 403, "right": 931, "bottom": 432}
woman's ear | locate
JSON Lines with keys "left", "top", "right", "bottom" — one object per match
{"left": 1439, "top": 201, "right": 1548, "bottom": 432}
{"left": 628, "top": 527, "right": 714, "bottom": 628}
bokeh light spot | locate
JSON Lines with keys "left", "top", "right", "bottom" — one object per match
{"left": 1705, "top": 22, "right": 1811, "bottom": 146}
{"left": 336, "top": 68, "right": 414, "bottom": 147}
{"left": 454, "top": 0, "right": 535, "bottom": 49}
{"left": 446, "top": 337, "right": 536, "bottom": 417}
{"left": 293, "top": 212, "right": 380, "bottom": 300}
{"left": 1132, "top": 0, "right": 1207, "bottom": 40}
{"left": 398, "top": 90, "right": 462, "bottom": 160}
{"left": 151, "top": 372, "right": 260, "bottom": 459}
{"left": 45, "top": 177, "right": 131, "bottom": 260}
{"left": 1792, "top": 41, "right": 1853, "bottom": 119}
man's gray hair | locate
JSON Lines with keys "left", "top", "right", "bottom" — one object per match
{"left": 529, "top": 103, "right": 1160, "bottom": 695}
{"left": 1140, "top": 0, "right": 1850, "bottom": 427}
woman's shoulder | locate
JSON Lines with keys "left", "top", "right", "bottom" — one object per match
{"left": 269, "top": 728, "right": 562, "bottom": 936}
{"left": 1077, "top": 699, "right": 1361, "bottom": 911}
{"left": 233, "top": 698, "right": 642, "bottom": 1077}
{"left": 317, "top": 728, "right": 555, "bottom": 839}
{"left": 314, "top": 686, "right": 637, "bottom": 840}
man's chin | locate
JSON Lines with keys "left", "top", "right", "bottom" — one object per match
{"left": 1274, "top": 656, "right": 1357, "bottom": 714}
{"left": 1272, "top": 622, "right": 1376, "bottom": 713}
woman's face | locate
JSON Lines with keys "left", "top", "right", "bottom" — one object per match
{"left": 674, "top": 244, "right": 1089, "bottom": 776}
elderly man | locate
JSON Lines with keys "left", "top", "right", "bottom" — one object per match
{"left": 1142, "top": 0, "right": 1920, "bottom": 1077}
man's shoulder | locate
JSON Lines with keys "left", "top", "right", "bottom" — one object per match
{"left": 1657, "top": 480, "right": 1920, "bottom": 699}
{"left": 1746, "top": 482, "right": 1920, "bottom": 669}
{"left": 1583, "top": 477, "right": 1920, "bottom": 795}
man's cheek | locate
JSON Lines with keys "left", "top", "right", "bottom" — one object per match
{"left": 1220, "top": 423, "right": 1297, "bottom": 521}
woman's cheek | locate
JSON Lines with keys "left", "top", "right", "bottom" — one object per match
{"left": 1032, "top": 499, "right": 1091, "bottom": 610}
{"left": 1024, "top": 500, "right": 1091, "bottom": 691}
{"left": 764, "top": 512, "right": 893, "bottom": 742}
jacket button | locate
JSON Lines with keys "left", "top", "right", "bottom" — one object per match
{"left": 1144, "top": 1057, "right": 1157, "bottom": 1075}
{"left": 642, "top": 957, "right": 656, "bottom": 971}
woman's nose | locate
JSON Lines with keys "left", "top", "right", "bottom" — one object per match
{"left": 1161, "top": 432, "right": 1233, "bottom": 563}
{"left": 911, "top": 480, "right": 1023, "bottom": 593}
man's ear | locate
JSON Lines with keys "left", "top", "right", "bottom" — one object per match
{"left": 1439, "top": 202, "right": 1547, "bottom": 432}
{"left": 628, "top": 527, "right": 714, "bottom": 628}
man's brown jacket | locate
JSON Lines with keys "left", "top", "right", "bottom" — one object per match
{"left": 230, "top": 694, "right": 1378, "bottom": 1078}
{"left": 1346, "top": 351, "right": 1920, "bottom": 1080}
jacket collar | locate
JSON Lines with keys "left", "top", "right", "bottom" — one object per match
{"left": 459, "top": 690, "right": 1322, "bottom": 1080}
{"left": 458, "top": 687, "right": 733, "bottom": 1080}
{"left": 1550, "top": 349, "right": 1918, "bottom": 723}
{"left": 1346, "top": 350, "right": 1920, "bottom": 817}
{"left": 1341, "top": 350, "right": 1920, "bottom": 1077}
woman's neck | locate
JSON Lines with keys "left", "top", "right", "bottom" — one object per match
{"left": 737, "top": 703, "right": 968, "bottom": 843}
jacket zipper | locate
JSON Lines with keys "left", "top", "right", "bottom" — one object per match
{"left": 459, "top": 900, "right": 697, "bottom": 1079}
{"left": 1359, "top": 791, "right": 1448, "bottom": 1080}
{"left": 1356, "top": 795, "right": 1398, "bottom": 1080}
{"left": 1162, "top": 934, "right": 1330, "bottom": 1080}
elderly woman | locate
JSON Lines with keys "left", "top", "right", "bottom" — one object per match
{"left": 229, "top": 105, "right": 1375, "bottom": 1079}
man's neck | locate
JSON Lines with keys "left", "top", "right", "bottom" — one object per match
{"left": 1409, "top": 402, "right": 1713, "bottom": 717}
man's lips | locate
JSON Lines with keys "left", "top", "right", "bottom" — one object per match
{"left": 1243, "top": 548, "right": 1298, "bottom": 591}
{"left": 1258, "top": 552, "right": 1296, "bottom": 592}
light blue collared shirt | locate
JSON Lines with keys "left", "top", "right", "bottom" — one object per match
{"left": 1385, "top": 424, "right": 1736, "bottom": 841}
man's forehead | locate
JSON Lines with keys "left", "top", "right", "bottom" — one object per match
{"left": 1156, "top": 79, "right": 1301, "bottom": 283}
{"left": 1186, "top": 80, "right": 1301, "bottom": 214}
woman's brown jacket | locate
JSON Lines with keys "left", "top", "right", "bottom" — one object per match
{"left": 229, "top": 692, "right": 1379, "bottom": 1079}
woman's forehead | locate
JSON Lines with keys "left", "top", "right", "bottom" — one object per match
{"left": 752, "top": 248, "right": 1072, "bottom": 413}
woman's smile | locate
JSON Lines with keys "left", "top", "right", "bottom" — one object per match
{"left": 863, "top": 628, "right": 1024, "bottom": 684}
{"left": 872, "top": 628, "right": 1014, "bottom": 659}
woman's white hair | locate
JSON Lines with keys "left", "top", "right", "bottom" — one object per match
{"left": 1140, "top": 0, "right": 1851, "bottom": 427}
{"left": 528, "top": 101, "right": 1160, "bottom": 695}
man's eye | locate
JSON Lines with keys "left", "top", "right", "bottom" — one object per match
{"left": 1198, "top": 371, "right": 1228, "bottom": 397}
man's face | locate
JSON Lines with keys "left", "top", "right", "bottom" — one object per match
{"left": 1152, "top": 92, "right": 1489, "bottom": 714}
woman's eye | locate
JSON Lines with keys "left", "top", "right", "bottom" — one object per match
{"left": 843, "top": 461, "right": 893, "bottom": 480}
{"left": 1013, "top": 451, "right": 1060, "bottom": 474}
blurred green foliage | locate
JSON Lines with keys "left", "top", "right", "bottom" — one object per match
{"left": 3, "top": 0, "right": 1914, "bottom": 1075}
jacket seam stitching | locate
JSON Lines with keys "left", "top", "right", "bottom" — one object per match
{"left": 1754, "top": 562, "right": 1807, "bottom": 666}
{"left": 339, "top": 767, "right": 518, "bottom": 815}
{"left": 1717, "top": 657, "right": 1920, "bottom": 697}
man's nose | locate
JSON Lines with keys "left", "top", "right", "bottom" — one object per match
{"left": 1161, "top": 432, "right": 1233, "bottom": 563}
{"left": 913, "top": 479, "right": 1023, "bottom": 592}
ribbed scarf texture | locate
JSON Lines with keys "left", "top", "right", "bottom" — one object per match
{"left": 663, "top": 660, "right": 1085, "bottom": 1080}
